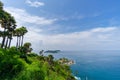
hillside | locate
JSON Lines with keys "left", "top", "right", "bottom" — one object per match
{"left": 0, "top": 48, "right": 75, "bottom": 80}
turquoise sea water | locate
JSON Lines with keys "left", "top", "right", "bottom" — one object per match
{"left": 46, "top": 50, "right": 120, "bottom": 80}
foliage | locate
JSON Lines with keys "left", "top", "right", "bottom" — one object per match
{"left": 27, "top": 53, "right": 38, "bottom": 57}
{"left": 0, "top": 49, "right": 24, "bottom": 80}
{"left": 0, "top": 48, "right": 75, "bottom": 80}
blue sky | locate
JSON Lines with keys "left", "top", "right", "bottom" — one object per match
{"left": 1, "top": 0, "right": 120, "bottom": 51}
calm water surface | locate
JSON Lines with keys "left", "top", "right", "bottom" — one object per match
{"left": 45, "top": 50, "right": 120, "bottom": 80}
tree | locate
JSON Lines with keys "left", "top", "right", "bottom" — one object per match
{"left": 14, "top": 27, "right": 27, "bottom": 48}
{"left": 48, "top": 55, "right": 54, "bottom": 65}
{"left": 0, "top": 11, "right": 9, "bottom": 48}
{"left": 4, "top": 31, "right": 9, "bottom": 49}
{"left": 39, "top": 50, "right": 44, "bottom": 56}
{"left": 20, "top": 27, "right": 28, "bottom": 47}
{"left": 20, "top": 42, "right": 32, "bottom": 54}
{"left": 0, "top": 2, "right": 16, "bottom": 48}
{"left": 4, "top": 16, "right": 16, "bottom": 49}
{"left": 13, "top": 28, "right": 21, "bottom": 48}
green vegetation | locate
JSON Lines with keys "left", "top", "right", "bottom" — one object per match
{"left": 0, "top": 1, "right": 75, "bottom": 80}
{"left": 0, "top": 48, "right": 75, "bottom": 80}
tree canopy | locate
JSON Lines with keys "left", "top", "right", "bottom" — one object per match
{"left": 0, "top": 2, "right": 27, "bottom": 49}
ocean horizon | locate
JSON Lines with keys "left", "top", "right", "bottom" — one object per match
{"left": 45, "top": 50, "right": 120, "bottom": 80}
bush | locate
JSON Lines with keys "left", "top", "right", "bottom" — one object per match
{"left": 0, "top": 48, "right": 75, "bottom": 80}
{"left": 0, "top": 56, "right": 24, "bottom": 80}
{"left": 27, "top": 53, "right": 38, "bottom": 57}
{"left": 16, "top": 70, "right": 45, "bottom": 80}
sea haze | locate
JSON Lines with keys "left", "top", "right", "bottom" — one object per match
{"left": 47, "top": 50, "right": 120, "bottom": 80}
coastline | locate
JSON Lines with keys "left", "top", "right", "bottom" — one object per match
{"left": 58, "top": 57, "right": 75, "bottom": 66}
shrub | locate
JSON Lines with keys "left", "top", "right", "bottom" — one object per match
{"left": 0, "top": 56, "right": 24, "bottom": 80}
{"left": 16, "top": 70, "right": 45, "bottom": 80}
{"left": 27, "top": 53, "right": 38, "bottom": 57}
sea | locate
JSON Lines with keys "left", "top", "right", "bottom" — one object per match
{"left": 45, "top": 50, "right": 120, "bottom": 80}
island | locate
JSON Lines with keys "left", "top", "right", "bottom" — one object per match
{"left": 44, "top": 50, "right": 61, "bottom": 53}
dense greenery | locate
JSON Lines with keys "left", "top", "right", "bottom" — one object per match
{"left": 0, "top": 48, "right": 75, "bottom": 80}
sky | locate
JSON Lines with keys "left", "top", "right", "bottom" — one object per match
{"left": 1, "top": 0, "right": 120, "bottom": 52}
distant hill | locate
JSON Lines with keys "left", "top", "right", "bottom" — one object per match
{"left": 45, "top": 50, "right": 61, "bottom": 53}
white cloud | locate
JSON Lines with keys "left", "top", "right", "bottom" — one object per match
{"left": 4, "top": 7, "right": 120, "bottom": 52}
{"left": 26, "top": 0, "right": 44, "bottom": 7}
{"left": 59, "top": 15, "right": 85, "bottom": 21}
{"left": 4, "top": 7, "right": 56, "bottom": 25}
{"left": 91, "top": 27, "right": 117, "bottom": 33}
{"left": 18, "top": 27, "right": 120, "bottom": 52}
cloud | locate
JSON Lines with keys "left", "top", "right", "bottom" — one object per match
{"left": 91, "top": 27, "right": 117, "bottom": 33}
{"left": 3, "top": 7, "right": 120, "bottom": 52}
{"left": 19, "top": 26, "right": 120, "bottom": 52}
{"left": 59, "top": 14, "right": 85, "bottom": 21}
{"left": 58, "top": 12, "right": 100, "bottom": 21}
{"left": 4, "top": 7, "right": 57, "bottom": 26}
{"left": 26, "top": 0, "right": 44, "bottom": 7}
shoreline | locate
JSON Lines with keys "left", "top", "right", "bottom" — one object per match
{"left": 58, "top": 58, "right": 75, "bottom": 65}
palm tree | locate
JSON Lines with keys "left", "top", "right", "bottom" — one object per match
{"left": 0, "top": 11, "right": 8, "bottom": 48}
{"left": 14, "top": 28, "right": 21, "bottom": 48}
{"left": 4, "top": 16, "right": 16, "bottom": 49}
{"left": 8, "top": 35, "right": 13, "bottom": 48}
{"left": 0, "top": 3, "right": 8, "bottom": 48}
{"left": 6, "top": 16, "right": 16, "bottom": 48}
{"left": 4, "top": 31, "right": 9, "bottom": 49}
{"left": 14, "top": 27, "right": 27, "bottom": 48}
{"left": 20, "top": 27, "right": 28, "bottom": 47}
{"left": 0, "top": 2, "right": 16, "bottom": 48}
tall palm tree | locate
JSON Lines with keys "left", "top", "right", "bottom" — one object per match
{"left": 20, "top": 27, "right": 28, "bottom": 47}
{"left": 14, "top": 27, "right": 27, "bottom": 48}
{"left": 8, "top": 34, "right": 13, "bottom": 48}
{"left": 4, "top": 15, "right": 16, "bottom": 49}
{"left": 4, "top": 31, "right": 9, "bottom": 49}
{"left": 0, "top": 2, "right": 16, "bottom": 48}
{"left": 0, "top": 11, "right": 7, "bottom": 48}
{"left": 14, "top": 28, "right": 21, "bottom": 48}
{"left": 6, "top": 16, "right": 16, "bottom": 48}
{"left": 0, "top": 2, "right": 8, "bottom": 44}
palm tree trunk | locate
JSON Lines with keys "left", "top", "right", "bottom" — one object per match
{"left": 16, "top": 36, "right": 18, "bottom": 48}
{"left": 1, "top": 36, "right": 6, "bottom": 48}
{"left": 1, "top": 28, "right": 6, "bottom": 48}
{"left": 5, "top": 36, "right": 9, "bottom": 49}
{"left": 21, "top": 35, "right": 24, "bottom": 47}
{"left": 18, "top": 36, "right": 21, "bottom": 48}
{"left": 8, "top": 38, "right": 12, "bottom": 48}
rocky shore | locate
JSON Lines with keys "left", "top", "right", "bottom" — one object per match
{"left": 58, "top": 57, "right": 75, "bottom": 65}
